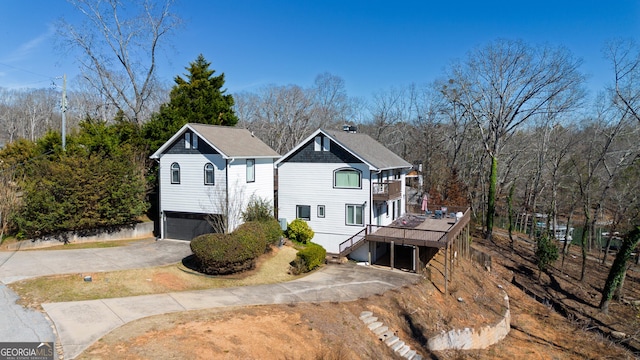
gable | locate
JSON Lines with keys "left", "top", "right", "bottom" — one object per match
{"left": 164, "top": 130, "right": 219, "bottom": 155}
{"left": 284, "top": 134, "right": 362, "bottom": 164}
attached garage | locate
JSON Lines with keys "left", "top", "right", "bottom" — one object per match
{"left": 164, "top": 211, "right": 216, "bottom": 241}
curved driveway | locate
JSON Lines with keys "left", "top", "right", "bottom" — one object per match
{"left": 1, "top": 240, "right": 420, "bottom": 359}
{"left": 0, "top": 239, "right": 192, "bottom": 355}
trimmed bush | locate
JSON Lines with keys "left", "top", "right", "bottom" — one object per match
{"left": 290, "top": 242, "right": 326, "bottom": 274}
{"left": 190, "top": 224, "right": 267, "bottom": 275}
{"left": 189, "top": 220, "right": 282, "bottom": 275}
{"left": 286, "top": 219, "right": 314, "bottom": 244}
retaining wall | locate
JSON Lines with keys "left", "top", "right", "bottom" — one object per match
{"left": 6, "top": 222, "right": 155, "bottom": 250}
{"left": 427, "top": 292, "right": 510, "bottom": 351}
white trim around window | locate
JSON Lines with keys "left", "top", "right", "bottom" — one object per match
{"left": 170, "top": 162, "right": 180, "bottom": 184}
{"left": 317, "top": 205, "right": 325, "bottom": 218}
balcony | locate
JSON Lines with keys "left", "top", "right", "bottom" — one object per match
{"left": 372, "top": 180, "right": 402, "bottom": 202}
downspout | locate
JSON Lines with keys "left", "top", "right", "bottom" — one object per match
{"left": 226, "top": 158, "right": 235, "bottom": 233}
{"left": 153, "top": 158, "right": 162, "bottom": 240}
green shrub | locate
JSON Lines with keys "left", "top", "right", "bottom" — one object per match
{"left": 241, "top": 196, "right": 274, "bottom": 222}
{"left": 190, "top": 225, "right": 267, "bottom": 275}
{"left": 286, "top": 219, "right": 314, "bottom": 244}
{"left": 258, "top": 218, "right": 283, "bottom": 247}
{"left": 290, "top": 242, "right": 326, "bottom": 274}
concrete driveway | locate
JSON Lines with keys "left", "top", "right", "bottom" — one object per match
{"left": 0, "top": 239, "right": 192, "bottom": 355}
{"left": 0, "top": 239, "right": 192, "bottom": 284}
{"left": 1, "top": 239, "right": 420, "bottom": 359}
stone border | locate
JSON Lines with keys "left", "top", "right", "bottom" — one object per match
{"left": 6, "top": 222, "right": 154, "bottom": 250}
{"left": 427, "top": 289, "right": 510, "bottom": 351}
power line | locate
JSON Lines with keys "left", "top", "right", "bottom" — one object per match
{"left": 0, "top": 61, "right": 56, "bottom": 81}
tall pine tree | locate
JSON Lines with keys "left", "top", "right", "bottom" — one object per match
{"left": 144, "top": 54, "right": 238, "bottom": 151}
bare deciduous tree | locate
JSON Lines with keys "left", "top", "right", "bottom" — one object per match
{"left": 238, "top": 85, "right": 317, "bottom": 154}
{"left": 58, "top": 0, "right": 180, "bottom": 124}
{"left": 442, "top": 39, "right": 585, "bottom": 240}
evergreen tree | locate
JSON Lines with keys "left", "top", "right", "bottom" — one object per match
{"left": 144, "top": 54, "right": 238, "bottom": 152}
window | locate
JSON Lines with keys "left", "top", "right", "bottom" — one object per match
{"left": 322, "top": 136, "right": 330, "bottom": 151}
{"left": 334, "top": 168, "right": 361, "bottom": 188}
{"left": 192, "top": 135, "right": 198, "bottom": 149}
{"left": 185, "top": 133, "right": 191, "bottom": 149}
{"left": 346, "top": 204, "right": 364, "bottom": 226}
{"left": 297, "top": 205, "right": 311, "bottom": 220}
{"left": 314, "top": 135, "right": 330, "bottom": 151}
{"left": 170, "top": 162, "right": 180, "bottom": 184}
{"left": 246, "top": 159, "right": 255, "bottom": 182}
{"left": 204, "top": 163, "right": 214, "bottom": 185}
{"left": 317, "top": 205, "right": 325, "bottom": 218}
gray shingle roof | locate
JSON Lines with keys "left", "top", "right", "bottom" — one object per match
{"left": 189, "top": 123, "right": 280, "bottom": 158}
{"left": 325, "top": 129, "right": 412, "bottom": 170}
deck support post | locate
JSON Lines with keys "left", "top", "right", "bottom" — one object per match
{"left": 368, "top": 241, "right": 372, "bottom": 266}
{"left": 414, "top": 245, "right": 419, "bottom": 273}
{"left": 390, "top": 240, "right": 395, "bottom": 270}
{"left": 444, "top": 244, "right": 448, "bottom": 295}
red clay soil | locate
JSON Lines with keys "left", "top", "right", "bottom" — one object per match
{"left": 78, "top": 231, "right": 638, "bottom": 360}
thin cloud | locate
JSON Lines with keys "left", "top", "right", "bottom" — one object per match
{"left": 2, "top": 23, "right": 55, "bottom": 63}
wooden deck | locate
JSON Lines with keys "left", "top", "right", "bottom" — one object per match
{"left": 339, "top": 208, "right": 471, "bottom": 294}
{"left": 364, "top": 210, "right": 470, "bottom": 248}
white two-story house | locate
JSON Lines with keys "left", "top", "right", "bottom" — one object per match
{"left": 150, "top": 123, "right": 280, "bottom": 240}
{"left": 275, "top": 128, "right": 412, "bottom": 259}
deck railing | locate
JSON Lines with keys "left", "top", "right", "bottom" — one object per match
{"left": 367, "top": 224, "right": 447, "bottom": 242}
{"left": 372, "top": 180, "right": 402, "bottom": 201}
{"left": 338, "top": 228, "right": 368, "bottom": 256}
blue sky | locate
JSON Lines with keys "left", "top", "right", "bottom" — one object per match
{"left": 1, "top": 1, "right": 639, "bottom": 101}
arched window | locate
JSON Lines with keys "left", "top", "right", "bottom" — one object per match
{"left": 170, "top": 163, "right": 180, "bottom": 184}
{"left": 333, "top": 168, "right": 361, "bottom": 189}
{"left": 204, "top": 163, "right": 215, "bottom": 185}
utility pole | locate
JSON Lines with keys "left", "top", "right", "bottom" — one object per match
{"left": 61, "top": 74, "right": 67, "bottom": 151}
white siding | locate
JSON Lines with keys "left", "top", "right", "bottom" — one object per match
{"left": 159, "top": 154, "right": 275, "bottom": 234}
{"left": 278, "top": 162, "right": 370, "bottom": 254}
{"left": 226, "top": 158, "right": 275, "bottom": 231}
{"left": 159, "top": 153, "right": 227, "bottom": 214}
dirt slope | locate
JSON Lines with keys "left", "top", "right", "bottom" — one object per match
{"left": 78, "top": 233, "right": 638, "bottom": 359}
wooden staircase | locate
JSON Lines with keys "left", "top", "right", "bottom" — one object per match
{"left": 338, "top": 228, "right": 368, "bottom": 258}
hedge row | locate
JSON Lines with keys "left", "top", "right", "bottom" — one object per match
{"left": 190, "top": 219, "right": 282, "bottom": 275}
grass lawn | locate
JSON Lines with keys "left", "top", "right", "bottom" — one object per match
{"left": 10, "top": 245, "right": 301, "bottom": 307}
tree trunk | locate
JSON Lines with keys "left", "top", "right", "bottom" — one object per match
{"left": 561, "top": 212, "right": 574, "bottom": 273}
{"left": 507, "top": 181, "right": 516, "bottom": 250}
{"left": 485, "top": 156, "right": 498, "bottom": 241}
{"left": 601, "top": 232, "right": 615, "bottom": 265}
{"left": 613, "top": 262, "right": 631, "bottom": 300}
{"left": 600, "top": 226, "right": 640, "bottom": 314}
{"left": 580, "top": 212, "right": 590, "bottom": 282}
